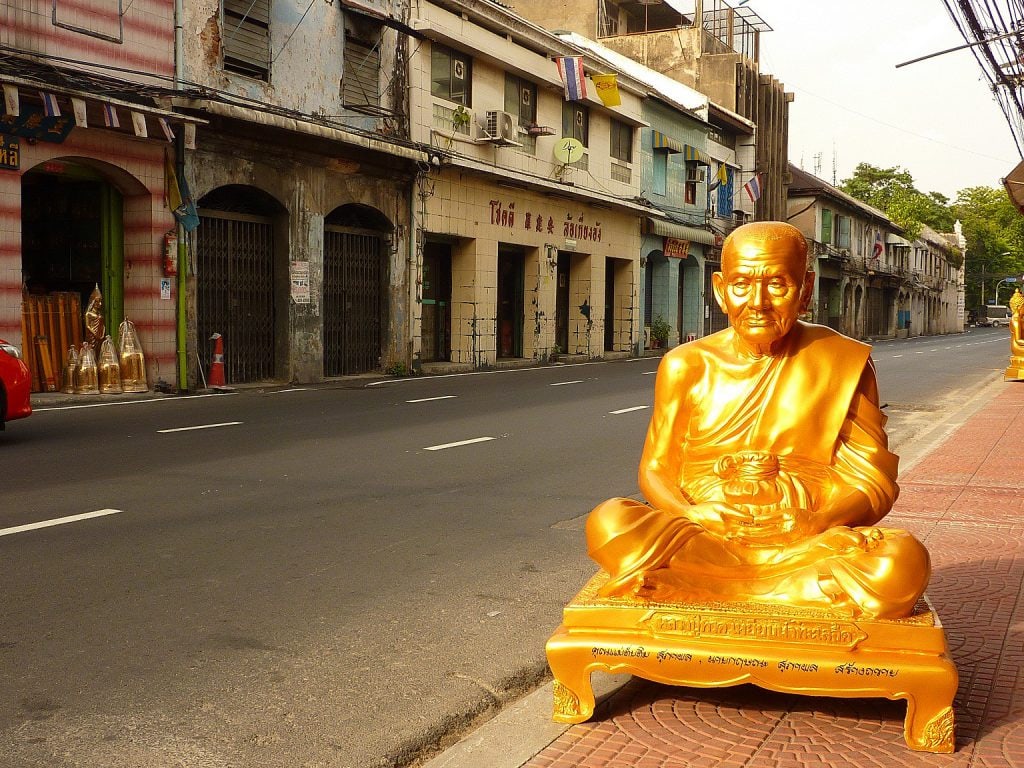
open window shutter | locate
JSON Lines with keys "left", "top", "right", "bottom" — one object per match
{"left": 223, "top": 0, "right": 271, "bottom": 80}
{"left": 342, "top": 38, "right": 381, "bottom": 107}
{"left": 821, "top": 209, "right": 832, "bottom": 244}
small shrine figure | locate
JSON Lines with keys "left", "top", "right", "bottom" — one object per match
{"left": 84, "top": 284, "right": 105, "bottom": 349}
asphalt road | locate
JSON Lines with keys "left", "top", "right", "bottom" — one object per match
{"left": 0, "top": 327, "right": 1009, "bottom": 768}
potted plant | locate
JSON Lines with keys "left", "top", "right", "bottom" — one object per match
{"left": 650, "top": 315, "right": 671, "bottom": 349}
{"left": 451, "top": 105, "right": 471, "bottom": 132}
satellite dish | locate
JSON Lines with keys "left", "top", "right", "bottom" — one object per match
{"left": 553, "top": 137, "right": 584, "bottom": 165}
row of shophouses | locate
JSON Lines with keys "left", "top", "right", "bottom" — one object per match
{"left": 0, "top": 0, "right": 963, "bottom": 389}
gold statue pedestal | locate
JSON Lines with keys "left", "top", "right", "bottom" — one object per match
{"left": 547, "top": 572, "right": 957, "bottom": 753}
{"left": 1005, "top": 355, "right": 1024, "bottom": 380}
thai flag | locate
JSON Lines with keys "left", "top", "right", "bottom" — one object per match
{"left": 103, "top": 103, "right": 120, "bottom": 128}
{"left": 743, "top": 173, "right": 763, "bottom": 202}
{"left": 873, "top": 230, "right": 884, "bottom": 258}
{"left": 39, "top": 91, "right": 60, "bottom": 118}
{"left": 555, "top": 56, "right": 587, "bottom": 102}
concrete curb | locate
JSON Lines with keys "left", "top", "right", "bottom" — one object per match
{"left": 418, "top": 674, "right": 630, "bottom": 768}
{"left": 895, "top": 371, "right": 1006, "bottom": 473}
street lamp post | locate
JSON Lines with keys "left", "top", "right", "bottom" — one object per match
{"left": 995, "top": 276, "right": 1018, "bottom": 306}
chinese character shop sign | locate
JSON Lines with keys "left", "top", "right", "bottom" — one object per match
{"left": 664, "top": 237, "right": 690, "bottom": 259}
{"left": 489, "top": 199, "right": 603, "bottom": 243}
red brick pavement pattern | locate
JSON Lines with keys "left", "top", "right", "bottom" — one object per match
{"left": 528, "top": 384, "right": 1024, "bottom": 768}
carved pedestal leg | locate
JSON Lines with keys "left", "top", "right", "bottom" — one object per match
{"left": 901, "top": 665, "right": 958, "bottom": 753}
{"left": 546, "top": 631, "right": 597, "bottom": 724}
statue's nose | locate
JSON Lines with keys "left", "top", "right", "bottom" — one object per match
{"left": 751, "top": 281, "right": 770, "bottom": 308}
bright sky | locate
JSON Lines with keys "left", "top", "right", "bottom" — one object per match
{"left": 753, "top": 0, "right": 1021, "bottom": 201}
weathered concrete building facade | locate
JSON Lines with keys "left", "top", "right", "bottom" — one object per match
{"left": 177, "top": 0, "right": 426, "bottom": 385}
{"left": 508, "top": 0, "right": 791, "bottom": 222}
{"left": 408, "top": 0, "right": 649, "bottom": 368}
{"left": 787, "top": 165, "right": 963, "bottom": 339}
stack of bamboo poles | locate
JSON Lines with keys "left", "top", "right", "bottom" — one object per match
{"left": 20, "top": 293, "right": 83, "bottom": 393}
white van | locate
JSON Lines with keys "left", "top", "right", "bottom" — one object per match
{"left": 978, "top": 305, "right": 1013, "bottom": 327}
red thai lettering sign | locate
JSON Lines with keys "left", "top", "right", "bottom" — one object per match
{"left": 664, "top": 237, "right": 690, "bottom": 259}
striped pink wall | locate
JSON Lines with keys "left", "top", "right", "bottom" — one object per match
{"left": 1, "top": 126, "right": 177, "bottom": 386}
{"left": 1, "top": 0, "right": 174, "bottom": 79}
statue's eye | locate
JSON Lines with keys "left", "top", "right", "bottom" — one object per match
{"left": 731, "top": 280, "right": 751, "bottom": 293}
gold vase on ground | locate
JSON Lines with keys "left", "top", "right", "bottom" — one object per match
{"left": 75, "top": 344, "right": 99, "bottom": 395}
{"left": 98, "top": 336, "right": 122, "bottom": 394}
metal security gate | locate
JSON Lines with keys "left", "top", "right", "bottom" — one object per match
{"left": 704, "top": 261, "right": 729, "bottom": 334}
{"left": 324, "top": 225, "right": 386, "bottom": 375}
{"left": 197, "top": 210, "right": 276, "bottom": 383}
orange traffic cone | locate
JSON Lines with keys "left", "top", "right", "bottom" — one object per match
{"left": 209, "top": 332, "right": 226, "bottom": 388}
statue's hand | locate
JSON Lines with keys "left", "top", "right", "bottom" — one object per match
{"left": 727, "top": 506, "right": 817, "bottom": 545}
{"left": 682, "top": 501, "right": 754, "bottom": 537}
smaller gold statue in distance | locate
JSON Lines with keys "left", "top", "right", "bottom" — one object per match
{"left": 547, "top": 222, "right": 957, "bottom": 753}
{"left": 1004, "top": 288, "right": 1024, "bottom": 380}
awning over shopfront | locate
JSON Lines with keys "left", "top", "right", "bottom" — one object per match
{"left": 683, "top": 145, "right": 710, "bottom": 165}
{"left": 651, "top": 130, "right": 682, "bottom": 152}
{"left": 645, "top": 217, "right": 717, "bottom": 245}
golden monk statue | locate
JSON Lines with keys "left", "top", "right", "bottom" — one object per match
{"left": 1005, "top": 288, "right": 1024, "bottom": 380}
{"left": 587, "top": 221, "right": 929, "bottom": 619}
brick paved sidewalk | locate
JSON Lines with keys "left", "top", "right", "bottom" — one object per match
{"left": 523, "top": 382, "right": 1024, "bottom": 768}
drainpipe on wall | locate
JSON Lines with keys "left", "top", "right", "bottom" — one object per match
{"left": 410, "top": 176, "right": 420, "bottom": 374}
{"left": 174, "top": 0, "right": 188, "bottom": 391}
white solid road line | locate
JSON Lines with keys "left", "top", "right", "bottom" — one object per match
{"left": 270, "top": 388, "right": 309, "bottom": 394}
{"left": 157, "top": 421, "right": 243, "bottom": 433}
{"left": 425, "top": 436, "right": 496, "bottom": 451}
{"left": 610, "top": 405, "right": 650, "bottom": 415}
{"left": 549, "top": 380, "right": 584, "bottom": 386}
{"left": 642, "top": 371, "right": 657, "bottom": 375}
{"left": 34, "top": 392, "right": 237, "bottom": 412}
{"left": 406, "top": 395, "right": 457, "bottom": 403}
{"left": 0, "top": 509, "right": 122, "bottom": 538}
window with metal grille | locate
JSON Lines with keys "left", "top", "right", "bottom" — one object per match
{"left": 610, "top": 119, "right": 632, "bottom": 163}
{"left": 342, "top": 38, "right": 381, "bottom": 109}
{"left": 561, "top": 102, "right": 589, "bottom": 146}
{"left": 431, "top": 44, "right": 471, "bottom": 106}
{"left": 505, "top": 74, "right": 537, "bottom": 154}
{"left": 222, "top": 0, "right": 271, "bottom": 81}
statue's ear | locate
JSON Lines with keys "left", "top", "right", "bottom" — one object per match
{"left": 711, "top": 271, "right": 727, "bottom": 312}
{"left": 800, "top": 271, "right": 815, "bottom": 313}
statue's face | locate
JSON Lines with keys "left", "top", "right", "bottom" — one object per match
{"left": 713, "top": 242, "right": 812, "bottom": 352}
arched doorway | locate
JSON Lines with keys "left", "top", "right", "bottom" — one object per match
{"left": 323, "top": 204, "right": 391, "bottom": 376}
{"left": 19, "top": 158, "right": 148, "bottom": 392}
{"left": 197, "top": 185, "right": 284, "bottom": 384}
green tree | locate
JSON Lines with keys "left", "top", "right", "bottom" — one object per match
{"left": 952, "top": 186, "right": 1024, "bottom": 309}
{"left": 840, "top": 163, "right": 954, "bottom": 240}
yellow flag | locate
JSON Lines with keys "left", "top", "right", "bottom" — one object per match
{"left": 164, "top": 149, "right": 182, "bottom": 213}
{"left": 591, "top": 73, "right": 621, "bottom": 107}
{"left": 718, "top": 162, "right": 729, "bottom": 185}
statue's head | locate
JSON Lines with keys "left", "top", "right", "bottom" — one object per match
{"left": 713, "top": 221, "right": 814, "bottom": 354}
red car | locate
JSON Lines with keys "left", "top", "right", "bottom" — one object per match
{"left": 0, "top": 338, "right": 31, "bottom": 429}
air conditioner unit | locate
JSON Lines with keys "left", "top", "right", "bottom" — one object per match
{"left": 481, "top": 109, "right": 521, "bottom": 146}
{"left": 686, "top": 166, "right": 706, "bottom": 184}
